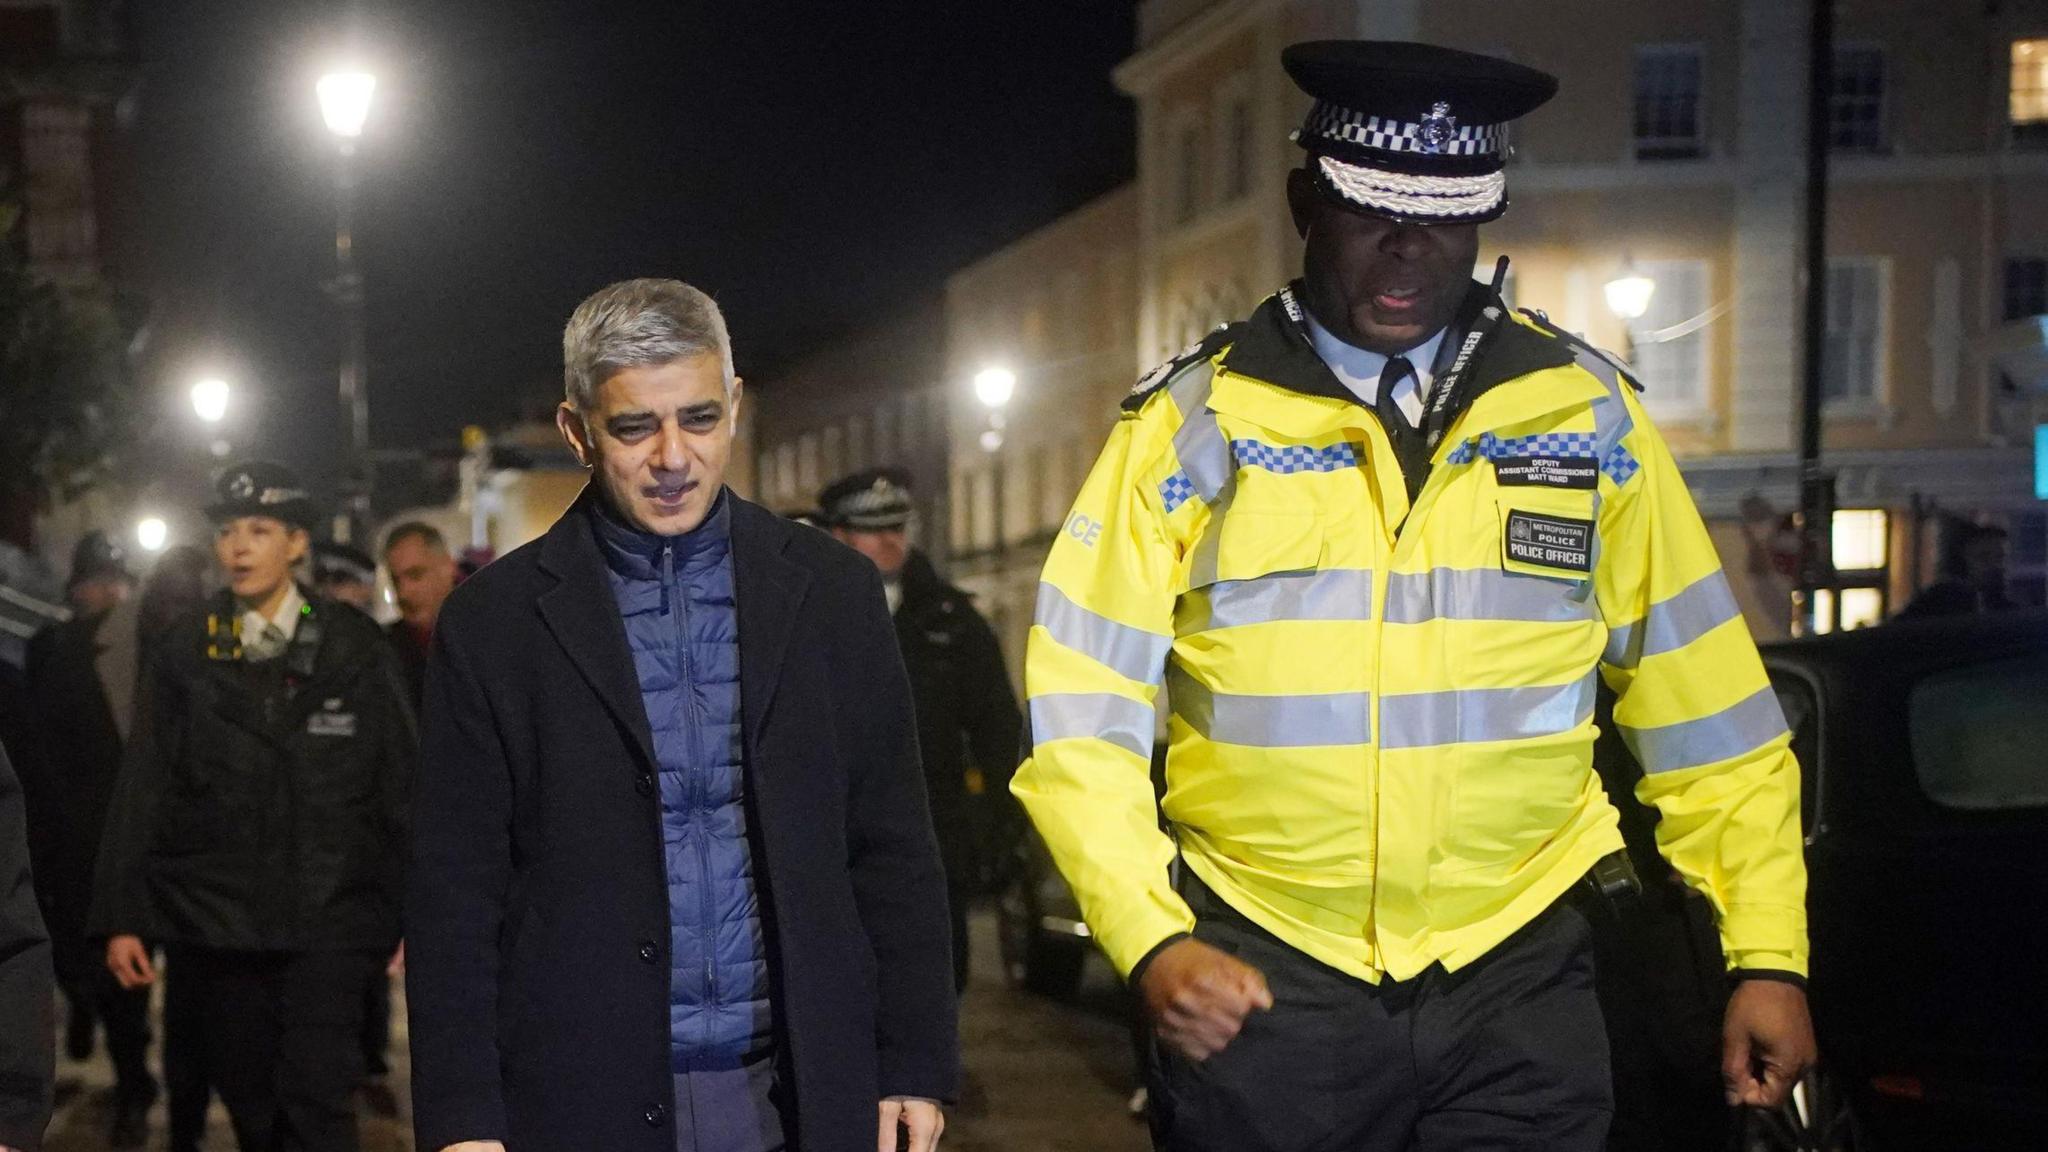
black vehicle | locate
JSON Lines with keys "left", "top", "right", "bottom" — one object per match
{"left": 1600, "top": 611, "right": 2048, "bottom": 1152}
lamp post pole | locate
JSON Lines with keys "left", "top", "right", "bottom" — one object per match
{"left": 318, "top": 71, "right": 376, "bottom": 543}
{"left": 1794, "top": 0, "right": 1837, "bottom": 635}
{"left": 973, "top": 367, "right": 1016, "bottom": 565}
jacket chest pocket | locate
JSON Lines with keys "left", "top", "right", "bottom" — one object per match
{"left": 1494, "top": 488, "right": 1598, "bottom": 586}
{"left": 1177, "top": 511, "right": 1327, "bottom": 639}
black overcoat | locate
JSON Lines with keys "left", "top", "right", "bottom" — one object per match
{"left": 405, "top": 490, "right": 958, "bottom": 1152}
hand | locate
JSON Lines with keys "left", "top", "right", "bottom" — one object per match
{"left": 878, "top": 1096, "right": 944, "bottom": 1152}
{"left": 438, "top": 1144, "right": 506, "bottom": 1152}
{"left": 1137, "top": 937, "right": 1273, "bottom": 1062}
{"left": 1722, "top": 979, "right": 1817, "bottom": 1109}
{"left": 388, "top": 939, "right": 406, "bottom": 977}
{"left": 106, "top": 935, "right": 156, "bottom": 989}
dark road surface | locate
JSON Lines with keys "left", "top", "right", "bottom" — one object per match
{"left": 43, "top": 911, "right": 1150, "bottom": 1151}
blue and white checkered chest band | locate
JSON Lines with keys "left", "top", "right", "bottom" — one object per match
{"left": 1318, "top": 155, "right": 1504, "bottom": 220}
{"left": 1301, "top": 100, "right": 1507, "bottom": 158}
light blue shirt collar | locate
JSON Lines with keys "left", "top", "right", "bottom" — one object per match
{"left": 1302, "top": 311, "right": 1450, "bottom": 413}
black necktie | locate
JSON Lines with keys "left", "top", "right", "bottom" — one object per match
{"left": 1376, "top": 356, "right": 1428, "bottom": 503}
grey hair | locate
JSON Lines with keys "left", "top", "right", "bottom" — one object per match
{"left": 561, "top": 278, "right": 737, "bottom": 410}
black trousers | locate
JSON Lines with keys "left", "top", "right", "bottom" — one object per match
{"left": 60, "top": 966, "right": 153, "bottom": 1098}
{"left": 360, "top": 970, "right": 390, "bottom": 1079}
{"left": 167, "top": 945, "right": 383, "bottom": 1152}
{"left": 162, "top": 952, "right": 213, "bottom": 1152}
{"left": 1147, "top": 880, "right": 1612, "bottom": 1152}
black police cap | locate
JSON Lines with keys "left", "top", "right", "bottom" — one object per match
{"left": 818, "top": 468, "right": 915, "bottom": 531}
{"left": 1283, "top": 40, "right": 1558, "bottom": 222}
{"left": 206, "top": 461, "right": 319, "bottom": 532}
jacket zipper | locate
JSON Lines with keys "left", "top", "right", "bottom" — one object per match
{"left": 664, "top": 544, "right": 718, "bottom": 1041}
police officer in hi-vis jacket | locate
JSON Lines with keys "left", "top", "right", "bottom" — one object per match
{"left": 1012, "top": 41, "right": 1814, "bottom": 1152}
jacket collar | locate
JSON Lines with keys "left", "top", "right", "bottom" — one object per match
{"left": 587, "top": 486, "right": 734, "bottom": 584}
{"left": 1216, "top": 279, "right": 1578, "bottom": 422}
{"left": 537, "top": 485, "right": 812, "bottom": 762}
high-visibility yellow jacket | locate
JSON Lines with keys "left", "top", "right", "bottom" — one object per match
{"left": 1012, "top": 282, "right": 1808, "bottom": 985}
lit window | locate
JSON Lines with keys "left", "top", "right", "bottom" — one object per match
{"left": 1823, "top": 259, "right": 1888, "bottom": 406}
{"left": 1810, "top": 588, "right": 1884, "bottom": 634}
{"left": 1831, "top": 46, "right": 1887, "bottom": 154}
{"left": 1634, "top": 46, "right": 1705, "bottom": 160}
{"left": 1831, "top": 508, "right": 1889, "bottom": 571}
{"left": 2011, "top": 39, "right": 2048, "bottom": 148}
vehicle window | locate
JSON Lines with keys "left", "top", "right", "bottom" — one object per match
{"left": 1908, "top": 654, "right": 2048, "bottom": 811}
{"left": 1769, "top": 672, "right": 1820, "bottom": 834}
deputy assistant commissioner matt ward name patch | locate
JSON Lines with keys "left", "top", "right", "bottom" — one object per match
{"left": 1492, "top": 454, "right": 1597, "bottom": 490}
{"left": 1504, "top": 510, "right": 1593, "bottom": 573}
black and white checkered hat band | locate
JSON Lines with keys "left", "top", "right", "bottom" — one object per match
{"left": 833, "top": 489, "right": 912, "bottom": 530}
{"left": 1301, "top": 100, "right": 1505, "bottom": 158}
{"left": 1317, "top": 155, "right": 1504, "bottom": 219}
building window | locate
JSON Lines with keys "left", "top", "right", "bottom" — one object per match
{"left": 1823, "top": 258, "right": 1889, "bottom": 407}
{"left": 2011, "top": 39, "right": 2048, "bottom": 148}
{"left": 2004, "top": 257, "right": 2048, "bottom": 321}
{"left": 1633, "top": 46, "right": 1705, "bottom": 160}
{"left": 1628, "top": 259, "right": 1710, "bottom": 415}
{"left": 1830, "top": 45, "right": 1887, "bottom": 153}
{"left": 1830, "top": 508, "right": 1889, "bottom": 572}
{"left": 1214, "top": 79, "right": 1255, "bottom": 204}
{"left": 1172, "top": 112, "right": 1205, "bottom": 224}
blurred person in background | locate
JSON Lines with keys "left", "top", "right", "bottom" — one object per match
{"left": 62, "top": 532, "right": 135, "bottom": 618}
{"left": 0, "top": 742, "right": 53, "bottom": 1152}
{"left": 380, "top": 522, "right": 460, "bottom": 709}
{"left": 1900, "top": 522, "right": 2016, "bottom": 618}
{"left": 311, "top": 544, "right": 378, "bottom": 614}
{"left": 21, "top": 544, "right": 210, "bottom": 1147}
{"left": 819, "top": 468, "right": 1022, "bottom": 996}
{"left": 91, "top": 463, "right": 414, "bottom": 1152}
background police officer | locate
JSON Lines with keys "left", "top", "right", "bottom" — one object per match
{"left": 820, "top": 468, "right": 1022, "bottom": 993}
{"left": 1014, "top": 42, "right": 1814, "bottom": 1152}
{"left": 91, "top": 462, "right": 414, "bottom": 1152}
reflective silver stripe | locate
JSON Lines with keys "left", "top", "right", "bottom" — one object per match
{"left": 1619, "top": 685, "right": 1789, "bottom": 774}
{"left": 1383, "top": 568, "right": 1594, "bottom": 626}
{"left": 1176, "top": 568, "right": 1374, "bottom": 635}
{"left": 1167, "top": 662, "right": 1371, "bottom": 748}
{"left": 1029, "top": 692, "right": 1154, "bottom": 760}
{"left": 1378, "top": 677, "right": 1596, "bottom": 750}
{"left": 1168, "top": 363, "right": 1232, "bottom": 504}
{"left": 1034, "top": 582, "right": 1171, "bottom": 685}
{"left": 1604, "top": 570, "right": 1743, "bottom": 669}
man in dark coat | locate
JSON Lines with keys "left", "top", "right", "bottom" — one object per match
{"left": 20, "top": 544, "right": 209, "bottom": 1147}
{"left": 0, "top": 742, "right": 53, "bottom": 1152}
{"left": 820, "top": 469, "right": 1022, "bottom": 992}
{"left": 407, "top": 279, "right": 957, "bottom": 1152}
{"left": 92, "top": 463, "right": 415, "bottom": 1152}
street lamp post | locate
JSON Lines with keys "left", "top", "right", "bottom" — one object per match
{"left": 973, "top": 366, "right": 1015, "bottom": 560}
{"left": 318, "top": 69, "right": 376, "bottom": 542}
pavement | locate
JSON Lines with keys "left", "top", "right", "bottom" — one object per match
{"left": 41, "top": 910, "right": 1149, "bottom": 1151}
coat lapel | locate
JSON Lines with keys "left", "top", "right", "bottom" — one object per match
{"left": 94, "top": 597, "right": 141, "bottom": 743}
{"left": 537, "top": 489, "right": 659, "bottom": 771}
{"left": 730, "top": 497, "right": 811, "bottom": 746}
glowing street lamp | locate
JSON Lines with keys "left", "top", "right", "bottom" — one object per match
{"left": 135, "top": 517, "right": 169, "bottom": 553}
{"left": 1604, "top": 261, "right": 1657, "bottom": 322}
{"left": 316, "top": 71, "right": 377, "bottom": 140}
{"left": 191, "top": 377, "right": 229, "bottom": 424}
{"left": 973, "top": 366, "right": 1016, "bottom": 411}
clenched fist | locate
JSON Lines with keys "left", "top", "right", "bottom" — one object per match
{"left": 1138, "top": 937, "right": 1273, "bottom": 1062}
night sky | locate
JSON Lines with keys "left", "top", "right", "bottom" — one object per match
{"left": 127, "top": 1, "right": 1136, "bottom": 488}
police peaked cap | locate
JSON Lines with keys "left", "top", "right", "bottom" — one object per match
{"left": 206, "top": 460, "right": 320, "bottom": 532}
{"left": 1284, "top": 40, "right": 1558, "bottom": 223}
{"left": 818, "top": 468, "right": 915, "bottom": 531}
{"left": 312, "top": 542, "right": 376, "bottom": 585}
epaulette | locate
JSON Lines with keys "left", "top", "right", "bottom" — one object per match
{"left": 1121, "top": 322, "right": 1239, "bottom": 413}
{"left": 1516, "top": 308, "right": 1645, "bottom": 393}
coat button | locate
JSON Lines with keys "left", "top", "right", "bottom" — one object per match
{"left": 635, "top": 774, "right": 654, "bottom": 796}
{"left": 644, "top": 1103, "right": 667, "bottom": 1127}
{"left": 638, "top": 941, "right": 659, "bottom": 964}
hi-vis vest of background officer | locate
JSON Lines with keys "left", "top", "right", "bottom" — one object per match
{"left": 1011, "top": 278, "right": 1808, "bottom": 985}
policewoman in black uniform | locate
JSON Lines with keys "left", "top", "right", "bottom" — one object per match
{"left": 92, "top": 462, "right": 415, "bottom": 1152}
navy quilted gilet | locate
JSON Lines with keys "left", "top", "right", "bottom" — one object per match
{"left": 593, "top": 493, "right": 773, "bottom": 1070}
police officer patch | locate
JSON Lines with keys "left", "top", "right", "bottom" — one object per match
{"left": 1504, "top": 510, "right": 1593, "bottom": 573}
